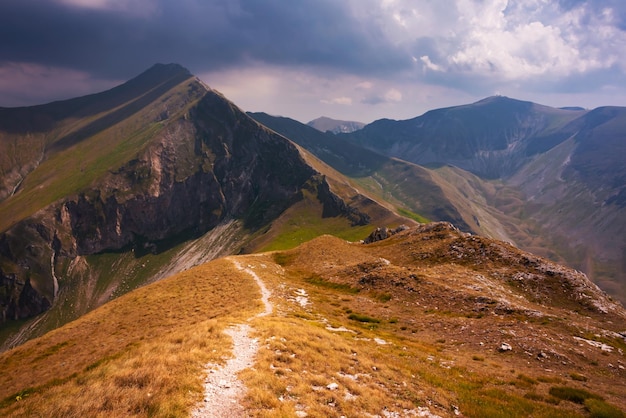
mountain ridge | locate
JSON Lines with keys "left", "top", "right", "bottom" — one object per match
{"left": 0, "top": 64, "right": 397, "bottom": 348}
{"left": 345, "top": 95, "right": 586, "bottom": 179}
{"left": 1, "top": 64, "right": 625, "bottom": 416}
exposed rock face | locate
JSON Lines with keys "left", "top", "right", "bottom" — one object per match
{"left": 0, "top": 274, "right": 51, "bottom": 322}
{"left": 55, "top": 93, "right": 316, "bottom": 256}
{"left": 314, "top": 177, "right": 370, "bottom": 226}
{"left": 0, "top": 65, "right": 366, "bottom": 326}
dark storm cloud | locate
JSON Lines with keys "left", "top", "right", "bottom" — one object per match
{"left": 0, "top": 0, "right": 411, "bottom": 80}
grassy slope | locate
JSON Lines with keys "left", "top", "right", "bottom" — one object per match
{"left": 506, "top": 135, "right": 626, "bottom": 303}
{"left": 1, "top": 229, "right": 624, "bottom": 417}
{"left": 0, "top": 79, "right": 203, "bottom": 233}
{"left": 248, "top": 112, "right": 476, "bottom": 232}
{"left": 243, "top": 144, "right": 410, "bottom": 253}
{"left": 0, "top": 258, "right": 262, "bottom": 417}
{"left": 249, "top": 109, "right": 626, "bottom": 304}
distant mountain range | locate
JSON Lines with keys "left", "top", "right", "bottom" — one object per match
{"left": 253, "top": 97, "right": 626, "bottom": 304}
{"left": 306, "top": 116, "right": 365, "bottom": 134}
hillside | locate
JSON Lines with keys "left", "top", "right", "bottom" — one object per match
{"left": 345, "top": 96, "right": 585, "bottom": 179}
{"left": 250, "top": 112, "right": 496, "bottom": 237}
{"left": 327, "top": 97, "right": 626, "bottom": 304}
{"left": 0, "top": 224, "right": 624, "bottom": 417}
{"left": 0, "top": 64, "right": 403, "bottom": 349}
{"left": 249, "top": 112, "right": 545, "bottom": 266}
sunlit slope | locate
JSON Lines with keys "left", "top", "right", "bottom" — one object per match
{"left": 249, "top": 112, "right": 480, "bottom": 233}
{"left": 0, "top": 63, "right": 197, "bottom": 221}
{"left": 1, "top": 225, "right": 624, "bottom": 417}
{"left": 0, "top": 257, "right": 263, "bottom": 417}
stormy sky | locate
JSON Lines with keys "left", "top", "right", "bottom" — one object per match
{"left": 1, "top": 0, "right": 625, "bottom": 123}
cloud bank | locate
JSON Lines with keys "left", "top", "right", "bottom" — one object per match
{"left": 0, "top": 0, "right": 624, "bottom": 121}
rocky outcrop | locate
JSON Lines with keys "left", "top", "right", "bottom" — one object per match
{"left": 363, "top": 225, "right": 410, "bottom": 244}
{"left": 0, "top": 273, "right": 51, "bottom": 322}
{"left": 314, "top": 176, "right": 370, "bottom": 226}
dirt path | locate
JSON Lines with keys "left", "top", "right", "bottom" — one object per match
{"left": 191, "top": 258, "right": 272, "bottom": 417}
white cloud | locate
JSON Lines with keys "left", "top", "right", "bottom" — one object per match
{"left": 384, "top": 88, "right": 402, "bottom": 102}
{"left": 360, "top": 0, "right": 625, "bottom": 84}
{"left": 443, "top": 0, "right": 623, "bottom": 80}
{"left": 322, "top": 97, "right": 353, "bottom": 105}
{"left": 55, "top": 0, "right": 158, "bottom": 16}
{"left": 420, "top": 56, "right": 442, "bottom": 72}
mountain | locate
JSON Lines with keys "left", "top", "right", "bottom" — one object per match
{"left": 250, "top": 112, "right": 475, "bottom": 233}
{"left": 336, "top": 97, "right": 626, "bottom": 304}
{"left": 0, "top": 224, "right": 624, "bottom": 416}
{"left": 2, "top": 66, "right": 625, "bottom": 416}
{"left": 0, "top": 64, "right": 402, "bottom": 348}
{"left": 307, "top": 116, "right": 365, "bottom": 134}
{"left": 250, "top": 113, "right": 626, "bottom": 299}
{"left": 346, "top": 96, "right": 585, "bottom": 179}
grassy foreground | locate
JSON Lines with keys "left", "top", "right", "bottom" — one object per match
{"left": 1, "top": 227, "right": 625, "bottom": 417}
{"left": 0, "top": 258, "right": 262, "bottom": 417}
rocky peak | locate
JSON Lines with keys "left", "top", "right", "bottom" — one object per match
{"left": 0, "top": 64, "right": 372, "bottom": 343}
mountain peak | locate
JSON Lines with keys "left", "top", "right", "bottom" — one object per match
{"left": 473, "top": 95, "right": 531, "bottom": 107}
{"left": 137, "top": 63, "right": 192, "bottom": 80}
{"left": 307, "top": 116, "right": 365, "bottom": 134}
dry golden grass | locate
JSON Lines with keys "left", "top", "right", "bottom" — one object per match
{"left": 2, "top": 224, "right": 625, "bottom": 417}
{"left": 0, "top": 258, "right": 262, "bottom": 417}
{"left": 234, "top": 253, "right": 580, "bottom": 417}
{"left": 236, "top": 227, "right": 626, "bottom": 417}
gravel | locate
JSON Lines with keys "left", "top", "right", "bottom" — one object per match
{"left": 191, "top": 258, "right": 272, "bottom": 417}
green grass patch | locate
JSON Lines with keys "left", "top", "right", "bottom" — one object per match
{"left": 260, "top": 216, "right": 371, "bottom": 252}
{"left": 396, "top": 207, "right": 429, "bottom": 223}
{"left": 273, "top": 252, "right": 296, "bottom": 267}
{"left": 570, "top": 372, "right": 587, "bottom": 382}
{"left": 585, "top": 398, "right": 626, "bottom": 418}
{"left": 537, "top": 376, "right": 562, "bottom": 384}
{"left": 517, "top": 374, "right": 538, "bottom": 385}
{"left": 373, "top": 292, "right": 392, "bottom": 302}
{"left": 459, "top": 387, "right": 576, "bottom": 418}
{"left": 305, "top": 274, "right": 359, "bottom": 294}
{"left": 348, "top": 313, "right": 381, "bottom": 323}
{"left": 549, "top": 386, "right": 603, "bottom": 404}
